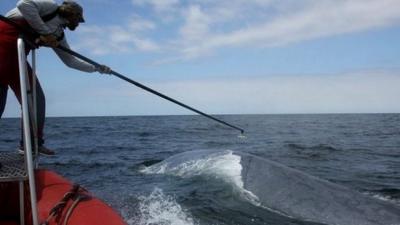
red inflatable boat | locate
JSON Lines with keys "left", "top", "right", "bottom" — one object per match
{"left": 0, "top": 169, "right": 126, "bottom": 225}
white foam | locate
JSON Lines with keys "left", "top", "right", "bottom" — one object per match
{"left": 369, "top": 193, "right": 400, "bottom": 205}
{"left": 142, "top": 150, "right": 260, "bottom": 205}
{"left": 127, "top": 188, "right": 197, "bottom": 225}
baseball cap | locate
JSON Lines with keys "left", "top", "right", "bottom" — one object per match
{"left": 62, "top": 0, "right": 85, "bottom": 22}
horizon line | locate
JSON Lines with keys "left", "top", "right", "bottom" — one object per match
{"left": 2, "top": 112, "right": 399, "bottom": 119}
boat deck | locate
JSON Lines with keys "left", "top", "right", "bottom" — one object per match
{"left": 0, "top": 152, "right": 27, "bottom": 182}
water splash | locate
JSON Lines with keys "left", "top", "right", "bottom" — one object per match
{"left": 141, "top": 150, "right": 260, "bottom": 206}
{"left": 367, "top": 192, "right": 400, "bottom": 205}
{"left": 127, "top": 188, "right": 197, "bottom": 225}
{"left": 238, "top": 133, "right": 247, "bottom": 139}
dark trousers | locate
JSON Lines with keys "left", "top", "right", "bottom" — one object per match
{"left": 0, "top": 81, "right": 46, "bottom": 146}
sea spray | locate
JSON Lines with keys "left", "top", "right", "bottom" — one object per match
{"left": 127, "top": 188, "right": 197, "bottom": 225}
{"left": 141, "top": 150, "right": 260, "bottom": 206}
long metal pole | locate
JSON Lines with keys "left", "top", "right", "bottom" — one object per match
{"left": 57, "top": 46, "right": 245, "bottom": 134}
{"left": 18, "top": 38, "right": 39, "bottom": 225}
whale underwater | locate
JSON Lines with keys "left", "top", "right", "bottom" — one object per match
{"left": 143, "top": 150, "right": 400, "bottom": 225}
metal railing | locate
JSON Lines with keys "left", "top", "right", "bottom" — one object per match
{"left": 17, "top": 37, "right": 39, "bottom": 225}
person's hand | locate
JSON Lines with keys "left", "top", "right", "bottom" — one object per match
{"left": 96, "top": 65, "right": 112, "bottom": 74}
{"left": 38, "top": 34, "right": 59, "bottom": 48}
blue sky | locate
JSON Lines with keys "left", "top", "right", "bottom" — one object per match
{"left": 1, "top": 0, "right": 400, "bottom": 117}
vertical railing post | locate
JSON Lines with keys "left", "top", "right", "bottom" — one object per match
{"left": 17, "top": 37, "right": 39, "bottom": 225}
{"left": 19, "top": 181, "right": 25, "bottom": 225}
{"left": 31, "top": 49, "right": 39, "bottom": 167}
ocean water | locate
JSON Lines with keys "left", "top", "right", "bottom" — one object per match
{"left": 1, "top": 114, "right": 400, "bottom": 225}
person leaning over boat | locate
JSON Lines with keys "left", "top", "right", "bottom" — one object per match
{"left": 0, "top": 0, "right": 111, "bottom": 155}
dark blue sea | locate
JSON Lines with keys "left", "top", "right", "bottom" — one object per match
{"left": 1, "top": 114, "right": 400, "bottom": 225}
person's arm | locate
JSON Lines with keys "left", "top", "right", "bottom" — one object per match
{"left": 16, "top": 0, "right": 57, "bottom": 35}
{"left": 53, "top": 38, "right": 111, "bottom": 74}
{"left": 53, "top": 38, "right": 97, "bottom": 73}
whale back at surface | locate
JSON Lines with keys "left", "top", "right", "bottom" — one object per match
{"left": 240, "top": 154, "right": 400, "bottom": 225}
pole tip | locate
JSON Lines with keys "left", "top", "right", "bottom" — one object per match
{"left": 238, "top": 130, "right": 246, "bottom": 139}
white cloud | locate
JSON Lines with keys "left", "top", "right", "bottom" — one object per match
{"left": 128, "top": 16, "right": 156, "bottom": 32}
{"left": 131, "top": 0, "right": 179, "bottom": 12}
{"left": 179, "top": 5, "right": 210, "bottom": 42}
{"left": 74, "top": 23, "right": 160, "bottom": 55}
{"left": 68, "top": 69, "right": 400, "bottom": 115}
{"left": 74, "top": 0, "right": 400, "bottom": 59}
{"left": 145, "top": 70, "right": 400, "bottom": 114}
{"left": 175, "top": 0, "right": 400, "bottom": 59}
